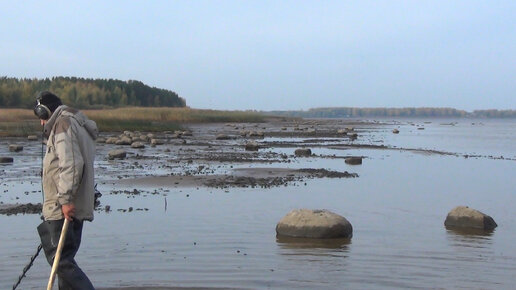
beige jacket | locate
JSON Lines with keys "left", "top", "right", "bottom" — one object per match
{"left": 42, "top": 105, "right": 98, "bottom": 221}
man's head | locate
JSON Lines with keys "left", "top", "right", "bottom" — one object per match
{"left": 34, "top": 91, "right": 62, "bottom": 121}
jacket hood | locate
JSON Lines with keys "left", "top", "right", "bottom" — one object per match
{"left": 43, "top": 105, "right": 98, "bottom": 140}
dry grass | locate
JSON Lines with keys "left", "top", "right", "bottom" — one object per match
{"left": 83, "top": 107, "right": 266, "bottom": 123}
{"left": 0, "top": 109, "right": 36, "bottom": 122}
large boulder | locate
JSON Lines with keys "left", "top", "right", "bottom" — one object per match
{"left": 444, "top": 206, "right": 497, "bottom": 230}
{"left": 295, "top": 148, "right": 312, "bottom": 157}
{"left": 276, "top": 209, "right": 353, "bottom": 239}
{"left": 108, "top": 149, "right": 127, "bottom": 160}
{"left": 9, "top": 145, "right": 23, "bottom": 152}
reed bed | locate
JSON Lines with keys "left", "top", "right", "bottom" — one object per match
{"left": 0, "top": 107, "right": 268, "bottom": 136}
{"left": 84, "top": 107, "right": 266, "bottom": 123}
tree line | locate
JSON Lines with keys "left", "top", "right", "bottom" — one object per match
{"left": 270, "top": 107, "right": 516, "bottom": 118}
{"left": 0, "top": 77, "right": 186, "bottom": 109}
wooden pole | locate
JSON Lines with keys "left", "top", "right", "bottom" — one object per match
{"left": 46, "top": 219, "right": 70, "bottom": 290}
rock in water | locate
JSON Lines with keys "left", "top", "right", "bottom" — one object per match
{"left": 115, "top": 137, "right": 132, "bottom": 145}
{"left": 245, "top": 141, "right": 259, "bottom": 151}
{"left": 444, "top": 206, "right": 497, "bottom": 230}
{"left": 294, "top": 148, "right": 312, "bottom": 157}
{"left": 131, "top": 141, "right": 146, "bottom": 149}
{"left": 276, "top": 209, "right": 353, "bottom": 239}
{"left": 216, "top": 134, "right": 231, "bottom": 140}
{"left": 345, "top": 157, "right": 362, "bottom": 165}
{"left": 9, "top": 145, "right": 23, "bottom": 152}
{"left": 150, "top": 139, "right": 164, "bottom": 145}
{"left": 0, "top": 157, "right": 14, "bottom": 163}
{"left": 108, "top": 149, "right": 127, "bottom": 160}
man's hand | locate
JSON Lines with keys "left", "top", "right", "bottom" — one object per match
{"left": 62, "top": 203, "right": 76, "bottom": 221}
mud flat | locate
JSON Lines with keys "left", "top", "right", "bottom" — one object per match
{"left": 120, "top": 167, "right": 358, "bottom": 189}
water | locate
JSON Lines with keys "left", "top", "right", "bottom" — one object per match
{"left": 1, "top": 118, "right": 516, "bottom": 289}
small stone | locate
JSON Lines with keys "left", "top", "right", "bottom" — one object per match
{"left": 345, "top": 157, "right": 362, "bottom": 165}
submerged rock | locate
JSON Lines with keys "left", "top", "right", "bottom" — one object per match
{"left": 392, "top": 129, "right": 400, "bottom": 134}
{"left": 276, "top": 209, "right": 353, "bottom": 239}
{"left": 444, "top": 206, "right": 497, "bottom": 230}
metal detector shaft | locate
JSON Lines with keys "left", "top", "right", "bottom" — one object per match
{"left": 46, "top": 219, "right": 70, "bottom": 290}
{"left": 12, "top": 244, "right": 43, "bottom": 290}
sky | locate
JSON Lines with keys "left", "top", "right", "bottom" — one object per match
{"left": 1, "top": 0, "right": 515, "bottom": 111}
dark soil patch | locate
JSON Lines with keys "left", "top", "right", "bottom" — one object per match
{"left": 0, "top": 203, "right": 42, "bottom": 215}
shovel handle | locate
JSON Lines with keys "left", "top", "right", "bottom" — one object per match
{"left": 47, "top": 219, "right": 70, "bottom": 290}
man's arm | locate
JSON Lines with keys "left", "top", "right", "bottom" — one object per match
{"left": 54, "top": 118, "right": 84, "bottom": 220}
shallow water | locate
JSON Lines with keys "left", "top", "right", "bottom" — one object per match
{"left": 1, "top": 118, "right": 516, "bottom": 289}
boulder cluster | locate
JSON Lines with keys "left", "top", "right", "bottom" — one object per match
{"left": 100, "top": 130, "right": 191, "bottom": 160}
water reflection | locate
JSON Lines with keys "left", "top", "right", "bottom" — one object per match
{"left": 446, "top": 227, "right": 494, "bottom": 249}
{"left": 276, "top": 236, "right": 351, "bottom": 250}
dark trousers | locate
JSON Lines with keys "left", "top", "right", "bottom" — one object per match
{"left": 37, "top": 219, "right": 94, "bottom": 290}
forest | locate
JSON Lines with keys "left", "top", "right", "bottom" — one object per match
{"left": 0, "top": 77, "right": 186, "bottom": 109}
{"left": 270, "top": 107, "right": 516, "bottom": 118}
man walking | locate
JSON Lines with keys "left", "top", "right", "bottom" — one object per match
{"left": 34, "top": 91, "right": 97, "bottom": 289}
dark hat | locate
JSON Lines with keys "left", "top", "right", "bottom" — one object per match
{"left": 37, "top": 91, "right": 62, "bottom": 113}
